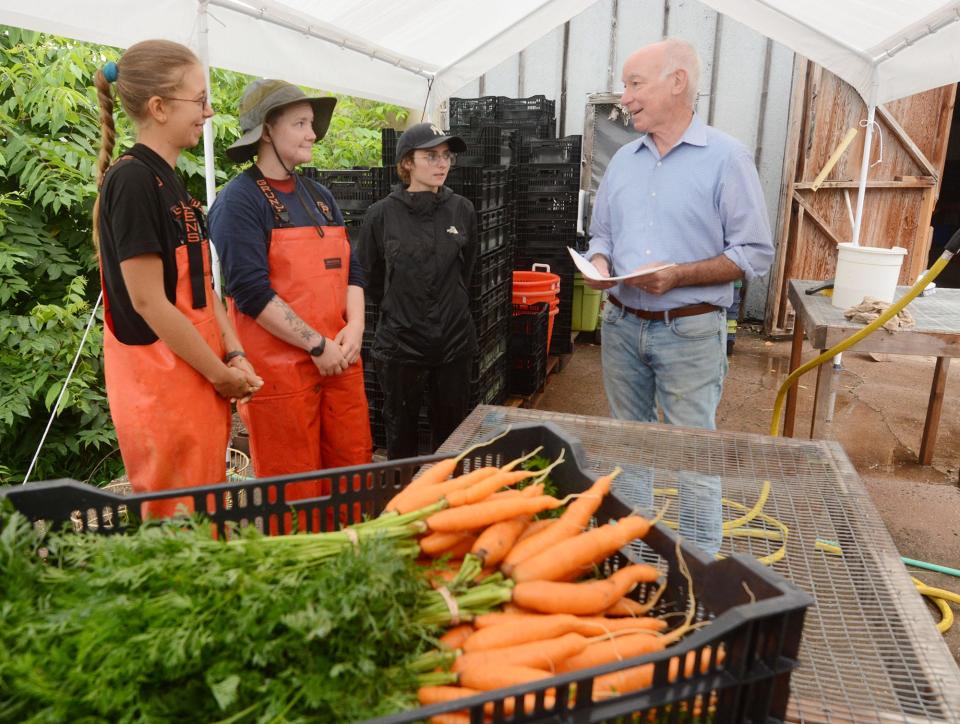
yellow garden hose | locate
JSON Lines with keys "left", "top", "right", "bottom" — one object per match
{"left": 652, "top": 481, "right": 958, "bottom": 635}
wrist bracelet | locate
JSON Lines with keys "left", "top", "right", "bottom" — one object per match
{"left": 224, "top": 350, "right": 246, "bottom": 363}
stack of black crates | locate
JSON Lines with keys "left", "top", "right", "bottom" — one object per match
{"left": 446, "top": 95, "right": 582, "bottom": 397}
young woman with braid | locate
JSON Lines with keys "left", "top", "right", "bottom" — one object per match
{"left": 93, "top": 39, "right": 262, "bottom": 517}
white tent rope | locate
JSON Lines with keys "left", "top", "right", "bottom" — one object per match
{"left": 22, "top": 291, "right": 103, "bottom": 485}
{"left": 859, "top": 117, "right": 883, "bottom": 167}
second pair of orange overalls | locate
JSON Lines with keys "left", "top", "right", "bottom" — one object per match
{"left": 229, "top": 170, "right": 372, "bottom": 500}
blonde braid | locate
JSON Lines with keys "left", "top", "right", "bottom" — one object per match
{"left": 92, "top": 68, "right": 117, "bottom": 245}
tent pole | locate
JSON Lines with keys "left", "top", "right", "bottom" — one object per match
{"left": 850, "top": 103, "right": 875, "bottom": 247}
{"left": 196, "top": 0, "right": 222, "bottom": 295}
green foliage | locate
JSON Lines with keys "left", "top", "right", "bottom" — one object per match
{"left": 0, "top": 507, "right": 435, "bottom": 721}
{"left": 0, "top": 25, "right": 408, "bottom": 485}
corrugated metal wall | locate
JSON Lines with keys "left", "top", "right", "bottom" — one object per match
{"left": 450, "top": 0, "right": 796, "bottom": 320}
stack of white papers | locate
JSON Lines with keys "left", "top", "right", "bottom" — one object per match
{"left": 567, "top": 248, "right": 675, "bottom": 282}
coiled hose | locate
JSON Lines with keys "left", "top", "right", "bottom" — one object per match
{"left": 770, "top": 226, "right": 960, "bottom": 437}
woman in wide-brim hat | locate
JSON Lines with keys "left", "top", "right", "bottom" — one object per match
{"left": 209, "top": 79, "right": 372, "bottom": 496}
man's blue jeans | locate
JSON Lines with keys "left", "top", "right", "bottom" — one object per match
{"left": 600, "top": 302, "right": 727, "bottom": 555}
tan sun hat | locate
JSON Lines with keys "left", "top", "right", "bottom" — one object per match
{"left": 226, "top": 78, "right": 337, "bottom": 163}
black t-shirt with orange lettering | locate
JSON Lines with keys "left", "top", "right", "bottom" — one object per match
{"left": 97, "top": 144, "right": 190, "bottom": 345}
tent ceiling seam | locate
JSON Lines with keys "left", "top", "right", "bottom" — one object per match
{"left": 868, "top": 5, "right": 960, "bottom": 64}
{"left": 206, "top": 0, "right": 435, "bottom": 80}
{"left": 433, "top": 0, "right": 555, "bottom": 78}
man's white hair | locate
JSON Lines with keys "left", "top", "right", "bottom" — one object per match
{"left": 660, "top": 38, "right": 700, "bottom": 107}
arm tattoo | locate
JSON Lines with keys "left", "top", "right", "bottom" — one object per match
{"left": 270, "top": 297, "right": 320, "bottom": 344}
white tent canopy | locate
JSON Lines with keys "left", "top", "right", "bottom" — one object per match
{"left": 703, "top": 0, "right": 960, "bottom": 246}
{"left": 0, "top": 0, "right": 598, "bottom": 111}
{"left": 703, "top": 0, "right": 960, "bottom": 107}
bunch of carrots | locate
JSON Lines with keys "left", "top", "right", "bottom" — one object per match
{"left": 376, "top": 434, "right": 719, "bottom": 723}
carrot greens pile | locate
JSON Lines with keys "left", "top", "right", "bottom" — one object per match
{"left": 0, "top": 502, "right": 503, "bottom": 722}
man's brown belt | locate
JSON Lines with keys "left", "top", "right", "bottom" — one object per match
{"left": 607, "top": 295, "right": 723, "bottom": 323}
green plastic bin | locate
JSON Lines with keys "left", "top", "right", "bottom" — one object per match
{"left": 572, "top": 272, "right": 602, "bottom": 332}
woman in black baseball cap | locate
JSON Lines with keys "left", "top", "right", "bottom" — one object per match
{"left": 357, "top": 123, "right": 478, "bottom": 459}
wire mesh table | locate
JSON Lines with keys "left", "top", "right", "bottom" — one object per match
{"left": 442, "top": 406, "right": 960, "bottom": 723}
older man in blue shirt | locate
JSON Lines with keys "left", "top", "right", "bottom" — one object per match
{"left": 586, "top": 38, "right": 773, "bottom": 554}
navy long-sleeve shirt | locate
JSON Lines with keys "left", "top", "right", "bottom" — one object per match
{"left": 209, "top": 172, "right": 365, "bottom": 318}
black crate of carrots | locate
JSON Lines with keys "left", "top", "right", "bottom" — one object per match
{"left": 5, "top": 422, "right": 811, "bottom": 724}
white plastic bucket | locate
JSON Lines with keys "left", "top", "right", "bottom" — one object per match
{"left": 831, "top": 243, "right": 907, "bottom": 309}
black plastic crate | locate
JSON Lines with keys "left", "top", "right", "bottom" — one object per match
{"left": 471, "top": 317, "right": 509, "bottom": 381}
{"left": 508, "top": 352, "right": 546, "bottom": 397}
{"left": 469, "top": 351, "right": 507, "bottom": 407}
{"left": 515, "top": 219, "right": 579, "bottom": 250}
{"left": 496, "top": 94, "right": 555, "bottom": 119}
{"left": 302, "top": 168, "right": 377, "bottom": 213}
{"left": 379, "top": 165, "right": 401, "bottom": 196}
{"left": 517, "top": 190, "right": 579, "bottom": 220}
{"left": 477, "top": 206, "right": 505, "bottom": 232}
{"left": 339, "top": 209, "right": 367, "bottom": 229}
{"left": 471, "top": 279, "right": 511, "bottom": 338}
{"left": 454, "top": 126, "right": 515, "bottom": 167}
{"left": 508, "top": 302, "right": 549, "bottom": 396}
{"left": 510, "top": 301, "right": 549, "bottom": 357}
{"left": 527, "top": 135, "right": 583, "bottom": 164}
{"left": 477, "top": 223, "right": 510, "bottom": 257}
{"left": 516, "top": 163, "right": 580, "bottom": 192}
{"left": 447, "top": 166, "right": 510, "bottom": 213}
{"left": 449, "top": 96, "right": 499, "bottom": 127}
{"left": 5, "top": 423, "right": 810, "bottom": 724}
{"left": 470, "top": 243, "right": 510, "bottom": 297}
{"left": 381, "top": 128, "right": 399, "bottom": 166}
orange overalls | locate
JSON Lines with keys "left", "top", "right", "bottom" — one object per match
{"left": 228, "top": 169, "right": 371, "bottom": 498}
{"left": 102, "top": 150, "right": 230, "bottom": 519}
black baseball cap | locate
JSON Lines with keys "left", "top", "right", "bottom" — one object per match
{"left": 395, "top": 122, "right": 467, "bottom": 160}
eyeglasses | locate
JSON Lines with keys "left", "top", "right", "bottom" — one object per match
{"left": 163, "top": 95, "right": 210, "bottom": 110}
{"left": 417, "top": 150, "right": 457, "bottom": 166}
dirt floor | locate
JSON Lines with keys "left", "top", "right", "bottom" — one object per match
{"left": 531, "top": 324, "right": 960, "bottom": 662}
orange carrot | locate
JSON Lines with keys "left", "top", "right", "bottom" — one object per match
{"left": 591, "top": 646, "right": 716, "bottom": 699}
{"left": 417, "top": 686, "right": 555, "bottom": 717}
{"left": 468, "top": 612, "right": 667, "bottom": 642}
{"left": 427, "top": 496, "right": 563, "bottom": 533}
{"left": 439, "top": 624, "right": 475, "bottom": 650}
{"left": 420, "top": 531, "right": 473, "bottom": 557}
{"left": 387, "top": 467, "right": 499, "bottom": 514}
{"left": 502, "top": 468, "right": 620, "bottom": 574}
{"left": 398, "top": 430, "right": 515, "bottom": 502}
{"left": 510, "top": 516, "right": 651, "bottom": 583}
{"left": 570, "top": 615, "right": 667, "bottom": 635}
{"left": 557, "top": 631, "right": 665, "bottom": 673}
{"left": 463, "top": 615, "right": 579, "bottom": 652}
{"left": 453, "top": 632, "right": 587, "bottom": 673}
{"left": 511, "top": 564, "right": 661, "bottom": 615}
{"left": 406, "top": 457, "right": 459, "bottom": 490}
{"left": 427, "top": 714, "right": 469, "bottom": 724}
{"left": 516, "top": 518, "right": 553, "bottom": 542}
{"left": 443, "top": 535, "right": 479, "bottom": 560}
{"left": 486, "top": 482, "right": 542, "bottom": 501}
{"left": 471, "top": 516, "right": 529, "bottom": 567}
{"left": 604, "top": 597, "right": 652, "bottom": 617}
{"left": 458, "top": 664, "right": 553, "bottom": 691}
{"left": 444, "top": 469, "right": 538, "bottom": 508}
